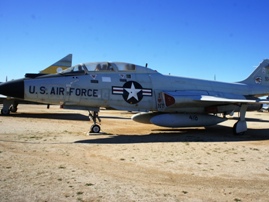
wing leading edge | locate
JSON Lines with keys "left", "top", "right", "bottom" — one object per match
{"left": 199, "top": 95, "right": 269, "bottom": 104}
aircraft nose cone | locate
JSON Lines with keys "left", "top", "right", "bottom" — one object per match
{"left": 0, "top": 79, "right": 24, "bottom": 99}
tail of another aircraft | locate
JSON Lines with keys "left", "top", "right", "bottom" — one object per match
{"left": 241, "top": 59, "right": 269, "bottom": 86}
{"left": 40, "top": 54, "right": 72, "bottom": 74}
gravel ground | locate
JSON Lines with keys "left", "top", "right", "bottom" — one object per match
{"left": 0, "top": 104, "right": 269, "bottom": 202}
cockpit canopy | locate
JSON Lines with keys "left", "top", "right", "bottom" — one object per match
{"left": 59, "top": 62, "right": 157, "bottom": 75}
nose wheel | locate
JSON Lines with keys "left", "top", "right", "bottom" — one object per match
{"left": 89, "top": 110, "right": 101, "bottom": 134}
{"left": 90, "top": 124, "right": 101, "bottom": 133}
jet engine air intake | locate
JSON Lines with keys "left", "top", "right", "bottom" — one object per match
{"left": 164, "top": 93, "right": 175, "bottom": 107}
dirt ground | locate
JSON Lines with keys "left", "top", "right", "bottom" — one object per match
{"left": 0, "top": 104, "right": 269, "bottom": 202}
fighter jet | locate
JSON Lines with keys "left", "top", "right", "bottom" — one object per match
{"left": 0, "top": 59, "right": 269, "bottom": 135}
{"left": 0, "top": 54, "right": 72, "bottom": 112}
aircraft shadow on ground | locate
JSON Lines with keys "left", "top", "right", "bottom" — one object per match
{"left": 5, "top": 113, "right": 130, "bottom": 121}
{"left": 75, "top": 125, "right": 269, "bottom": 144}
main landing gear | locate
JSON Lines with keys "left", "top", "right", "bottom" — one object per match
{"left": 233, "top": 104, "right": 248, "bottom": 135}
{"left": 88, "top": 110, "right": 101, "bottom": 134}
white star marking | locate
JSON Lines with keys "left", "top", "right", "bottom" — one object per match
{"left": 125, "top": 82, "right": 141, "bottom": 101}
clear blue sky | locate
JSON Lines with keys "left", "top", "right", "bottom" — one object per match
{"left": 1, "top": 0, "right": 269, "bottom": 83}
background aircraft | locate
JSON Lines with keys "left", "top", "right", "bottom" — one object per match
{"left": 0, "top": 54, "right": 72, "bottom": 112}
{"left": 40, "top": 54, "right": 72, "bottom": 74}
{"left": 0, "top": 58, "right": 269, "bottom": 135}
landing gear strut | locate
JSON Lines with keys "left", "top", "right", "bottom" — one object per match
{"left": 1, "top": 99, "right": 17, "bottom": 115}
{"left": 233, "top": 104, "right": 247, "bottom": 135}
{"left": 89, "top": 110, "right": 101, "bottom": 134}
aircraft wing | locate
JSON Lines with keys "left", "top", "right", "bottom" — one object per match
{"left": 161, "top": 91, "right": 269, "bottom": 109}
{"left": 199, "top": 95, "right": 269, "bottom": 104}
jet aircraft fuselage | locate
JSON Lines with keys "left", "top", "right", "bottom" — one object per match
{"left": 21, "top": 62, "right": 265, "bottom": 112}
{"left": 1, "top": 60, "right": 269, "bottom": 134}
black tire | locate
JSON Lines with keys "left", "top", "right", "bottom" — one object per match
{"left": 232, "top": 122, "right": 238, "bottom": 135}
{"left": 10, "top": 106, "right": 18, "bottom": 113}
{"left": 90, "top": 124, "right": 101, "bottom": 133}
{"left": 1, "top": 109, "right": 10, "bottom": 115}
{"left": 233, "top": 122, "right": 245, "bottom": 135}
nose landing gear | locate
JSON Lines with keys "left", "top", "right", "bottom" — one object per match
{"left": 89, "top": 110, "right": 101, "bottom": 134}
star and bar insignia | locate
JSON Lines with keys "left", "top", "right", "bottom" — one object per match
{"left": 112, "top": 81, "right": 152, "bottom": 104}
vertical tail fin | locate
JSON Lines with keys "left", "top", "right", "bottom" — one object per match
{"left": 40, "top": 54, "right": 72, "bottom": 74}
{"left": 241, "top": 59, "right": 269, "bottom": 86}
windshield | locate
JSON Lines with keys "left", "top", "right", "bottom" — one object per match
{"left": 60, "top": 62, "right": 141, "bottom": 75}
